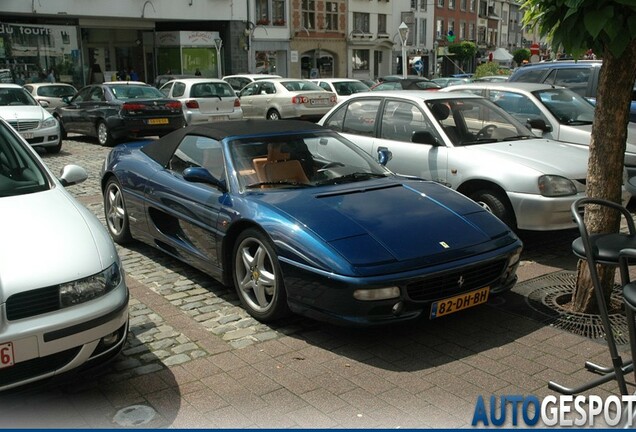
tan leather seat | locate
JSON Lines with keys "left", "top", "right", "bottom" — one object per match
{"left": 263, "top": 159, "right": 309, "bottom": 184}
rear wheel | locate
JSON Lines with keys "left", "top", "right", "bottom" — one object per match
{"left": 97, "top": 121, "right": 114, "bottom": 146}
{"left": 469, "top": 189, "right": 516, "bottom": 229}
{"left": 266, "top": 109, "right": 281, "bottom": 120}
{"left": 104, "top": 177, "right": 132, "bottom": 244}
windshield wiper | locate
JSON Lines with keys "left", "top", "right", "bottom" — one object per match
{"left": 315, "top": 172, "right": 387, "bottom": 185}
{"left": 502, "top": 135, "right": 533, "bottom": 141}
{"left": 565, "top": 120, "right": 593, "bottom": 125}
{"left": 460, "top": 138, "right": 498, "bottom": 145}
{"left": 246, "top": 181, "right": 313, "bottom": 189}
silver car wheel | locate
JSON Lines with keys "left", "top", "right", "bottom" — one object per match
{"left": 235, "top": 236, "right": 277, "bottom": 313}
{"left": 104, "top": 178, "right": 132, "bottom": 243}
{"left": 97, "top": 122, "right": 112, "bottom": 146}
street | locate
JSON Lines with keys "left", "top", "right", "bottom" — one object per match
{"left": 0, "top": 134, "right": 626, "bottom": 428}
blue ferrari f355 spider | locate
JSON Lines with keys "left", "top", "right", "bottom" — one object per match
{"left": 101, "top": 120, "right": 522, "bottom": 325}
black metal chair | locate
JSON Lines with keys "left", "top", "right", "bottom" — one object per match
{"left": 549, "top": 197, "right": 636, "bottom": 395}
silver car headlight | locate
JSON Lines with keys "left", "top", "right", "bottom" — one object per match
{"left": 538, "top": 175, "right": 577, "bottom": 197}
{"left": 59, "top": 261, "right": 123, "bottom": 308}
{"left": 42, "top": 117, "right": 58, "bottom": 128}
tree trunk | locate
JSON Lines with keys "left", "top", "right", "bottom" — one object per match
{"left": 571, "top": 41, "right": 636, "bottom": 314}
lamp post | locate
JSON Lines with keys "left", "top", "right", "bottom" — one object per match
{"left": 213, "top": 38, "right": 223, "bottom": 78}
{"left": 398, "top": 22, "right": 409, "bottom": 79}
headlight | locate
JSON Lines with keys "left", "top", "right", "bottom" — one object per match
{"left": 42, "top": 117, "right": 57, "bottom": 128}
{"left": 59, "top": 262, "right": 123, "bottom": 308}
{"left": 538, "top": 175, "right": 577, "bottom": 197}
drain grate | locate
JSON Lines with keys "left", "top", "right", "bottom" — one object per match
{"left": 523, "top": 271, "right": 630, "bottom": 346}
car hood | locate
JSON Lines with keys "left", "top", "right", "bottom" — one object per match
{"left": 0, "top": 187, "right": 116, "bottom": 301}
{"left": 473, "top": 139, "right": 588, "bottom": 178}
{"left": 256, "top": 180, "right": 514, "bottom": 265}
{"left": 0, "top": 105, "right": 50, "bottom": 121}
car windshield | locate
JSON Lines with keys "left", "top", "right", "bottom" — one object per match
{"left": 533, "top": 88, "right": 595, "bottom": 125}
{"left": 191, "top": 82, "right": 235, "bottom": 98}
{"left": 0, "top": 122, "right": 49, "bottom": 197}
{"left": 37, "top": 85, "right": 76, "bottom": 98}
{"left": 228, "top": 131, "right": 390, "bottom": 190}
{"left": 333, "top": 81, "right": 370, "bottom": 95}
{"left": 426, "top": 97, "right": 535, "bottom": 146}
{"left": 0, "top": 88, "right": 37, "bottom": 106}
{"left": 281, "top": 80, "right": 323, "bottom": 92}
{"left": 110, "top": 85, "right": 165, "bottom": 100}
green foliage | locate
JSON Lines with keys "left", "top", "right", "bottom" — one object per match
{"left": 474, "top": 62, "right": 510, "bottom": 78}
{"left": 521, "top": 0, "right": 636, "bottom": 58}
{"left": 513, "top": 48, "right": 531, "bottom": 65}
{"left": 447, "top": 41, "right": 477, "bottom": 63}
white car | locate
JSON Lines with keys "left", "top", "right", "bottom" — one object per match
{"left": 159, "top": 78, "right": 242, "bottom": 125}
{"left": 238, "top": 78, "right": 336, "bottom": 121}
{"left": 23, "top": 83, "right": 78, "bottom": 113}
{"left": 0, "top": 84, "right": 61, "bottom": 153}
{"left": 442, "top": 82, "right": 636, "bottom": 179}
{"left": 310, "top": 78, "right": 370, "bottom": 102}
{"left": 222, "top": 74, "right": 282, "bottom": 94}
{"left": 0, "top": 117, "right": 129, "bottom": 390}
{"left": 318, "top": 90, "right": 630, "bottom": 231}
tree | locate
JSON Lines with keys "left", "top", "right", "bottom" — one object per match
{"left": 447, "top": 41, "right": 478, "bottom": 72}
{"left": 512, "top": 48, "right": 531, "bottom": 66}
{"left": 522, "top": 0, "right": 636, "bottom": 313}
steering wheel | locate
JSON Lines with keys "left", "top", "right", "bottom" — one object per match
{"left": 476, "top": 124, "right": 498, "bottom": 139}
{"left": 317, "top": 161, "right": 345, "bottom": 172}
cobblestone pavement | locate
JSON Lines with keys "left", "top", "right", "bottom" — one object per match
{"left": 0, "top": 135, "right": 632, "bottom": 428}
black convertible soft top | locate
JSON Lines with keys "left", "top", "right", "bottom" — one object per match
{"left": 141, "top": 119, "right": 326, "bottom": 167}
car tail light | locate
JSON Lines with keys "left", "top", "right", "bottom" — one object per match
{"left": 185, "top": 100, "right": 199, "bottom": 109}
{"left": 167, "top": 101, "right": 183, "bottom": 110}
{"left": 291, "top": 95, "right": 308, "bottom": 104}
{"left": 234, "top": 98, "right": 241, "bottom": 107}
{"left": 122, "top": 102, "right": 146, "bottom": 111}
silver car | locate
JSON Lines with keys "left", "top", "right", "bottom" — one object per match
{"left": 23, "top": 83, "right": 78, "bottom": 113}
{"left": 160, "top": 78, "right": 243, "bottom": 125}
{"left": 310, "top": 78, "right": 370, "bottom": 102}
{"left": 0, "top": 118, "right": 129, "bottom": 390}
{"left": 442, "top": 82, "right": 636, "bottom": 179}
{"left": 238, "top": 78, "right": 337, "bottom": 121}
{"left": 318, "top": 90, "right": 629, "bottom": 231}
{"left": 0, "top": 84, "right": 61, "bottom": 154}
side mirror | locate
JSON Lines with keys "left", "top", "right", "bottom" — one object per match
{"left": 377, "top": 147, "right": 393, "bottom": 166}
{"left": 59, "top": 164, "right": 88, "bottom": 187}
{"left": 39, "top": 100, "right": 50, "bottom": 108}
{"left": 62, "top": 96, "right": 72, "bottom": 104}
{"left": 183, "top": 166, "right": 227, "bottom": 191}
{"left": 527, "top": 118, "right": 552, "bottom": 133}
{"left": 412, "top": 130, "right": 442, "bottom": 146}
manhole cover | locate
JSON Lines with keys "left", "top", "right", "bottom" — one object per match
{"left": 113, "top": 404, "right": 157, "bottom": 427}
{"left": 525, "top": 272, "right": 629, "bottom": 345}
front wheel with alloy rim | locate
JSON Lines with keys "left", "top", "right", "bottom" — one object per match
{"left": 232, "top": 228, "right": 290, "bottom": 322}
{"left": 97, "top": 121, "right": 114, "bottom": 146}
{"left": 104, "top": 177, "right": 132, "bottom": 244}
{"left": 469, "top": 189, "right": 516, "bottom": 229}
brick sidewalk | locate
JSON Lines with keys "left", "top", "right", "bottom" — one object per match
{"left": 0, "top": 138, "right": 632, "bottom": 428}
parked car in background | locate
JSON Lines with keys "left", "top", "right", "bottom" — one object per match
{"left": 442, "top": 82, "right": 636, "bottom": 179}
{"left": 318, "top": 90, "right": 629, "bottom": 231}
{"left": 153, "top": 74, "right": 197, "bottom": 88}
{"left": 159, "top": 78, "right": 242, "bottom": 125}
{"left": 431, "top": 77, "right": 472, "bottom": 88}
{"left": 238, "top": 78, "right": 336, "bottom": 120}
{"left": 372, "top": 77, "right": 441, "bottom": 91}
{"left": 0, "top": 83, "right": 61, "bottom": 153}
{"left": 223, "top": 74, "right": 283, "bottom": 94}
{"left": 23, "top": 83, "right": 77, "bottom": 112}
{"left": 359, "top": 78, "right": 378, "bottom": 89}
{"left": 310, "top": 78, "right": 370, "bottom": 102}
{"left": 100, "top": 119, "right": 522, "bottom": 325}
{"left": 0, "top": 117, "right": 129, "bottom": 390}
{"left": 508, "top": 60, "right": 636, "bottom": 122}
{"left": 54, "top": 82, "right": 185, "bottom": 146}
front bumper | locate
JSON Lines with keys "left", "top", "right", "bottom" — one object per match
{"left": 19, "top": 124, "right": 60, "bottom": 149}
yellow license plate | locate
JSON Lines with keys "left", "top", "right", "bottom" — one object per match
{"left": 148, "top": 118, "right": 169, "bottom": 125}
{"left": 430, "top": 286, "right": 490, "bottom": 319}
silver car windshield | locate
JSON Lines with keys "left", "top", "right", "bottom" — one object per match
{"left": 533, "top": 88, "right": 595, "bottom": 125}
{"left": 0, "top": 123, "right": 49, "bottom": 197}
{"left": 426, "top": 98, "right": 535, "bottom": 146}
{"left": 229, "top": 131, "right": 389, "bottom": 190}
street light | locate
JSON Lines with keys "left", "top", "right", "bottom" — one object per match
{"left": 398, "top": 22, "right": 409, "bottom": 79}
{"left": 213, "top": 38, "right": 223, "bottom": 78}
